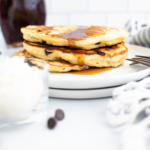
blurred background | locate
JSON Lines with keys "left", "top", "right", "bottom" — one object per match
{"left": 45, "top": 0, "right": 149, "bottom": 27}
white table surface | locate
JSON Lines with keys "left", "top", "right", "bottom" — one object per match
{"left": 0, "top": 97, "right": 123, "bottom": 150}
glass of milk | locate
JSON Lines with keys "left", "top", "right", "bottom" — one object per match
{"left": 0, "top": 56, "right": 50, "bottom": 128}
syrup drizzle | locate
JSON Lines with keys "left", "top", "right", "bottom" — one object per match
{"left": 75, "top": 54, "right": 85, "bottom": 65}
{"left": 61, "top": 27, "right": 88, "bottom": 47}
{"left": 71, "top": 67, "right": 112, "bottom": 75}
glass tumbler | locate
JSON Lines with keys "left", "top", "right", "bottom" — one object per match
{"left": 0, "top": 58, "right": 50, "bottom": 129}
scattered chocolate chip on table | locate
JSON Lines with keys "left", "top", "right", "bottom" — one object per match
{"left": 55, "top": 109, "right": 65, "bottom": 121}
{"left": 47, "top": 117, "right": 57, "bottom": 129}
{"left": 47, "top": 109, "right": 65, "bottom": 129}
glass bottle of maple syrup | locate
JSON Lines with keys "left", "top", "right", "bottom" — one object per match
{"left": 0, "top": 0, "right": 46, "bottom": 47}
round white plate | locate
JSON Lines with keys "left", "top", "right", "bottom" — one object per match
{"left": 49, "top": 86, "right": 116, "bottom": 99}
{"left": 48, "top": 44, "right": 150, "bottom": 89}
{"left": 8, "top": 44, "right": 150, "bottom": 99}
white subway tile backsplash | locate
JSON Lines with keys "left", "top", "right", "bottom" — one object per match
{"left": 129, "top": 0, "right": 150, "bottom": 12}
{"left": 45, "top": 0, "right": 51, "bottom": 13}
{"left": 69, "top": 14, "right": 106, "bottom": 26}
{"left": 89, "top": 0, "right": 127, "bottom": 12}
{"left": 44, "top": 0, "right": 150, "bottom": 27}
{"left": 51, "top": 0, "right": 87, "bottom": 13}
{"left": 107, "top": 13, "right": 146, "bottom": 28}
{"left": 46, "top": 15, "right": 68, "bottom": 26}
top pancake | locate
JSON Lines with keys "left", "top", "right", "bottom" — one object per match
{"left": 21, "top": 25, "right": 129, "bottom": 50}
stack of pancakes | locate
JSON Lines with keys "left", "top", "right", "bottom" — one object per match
{"left": 17, "top": 26, "right": 129, "bottom": 72}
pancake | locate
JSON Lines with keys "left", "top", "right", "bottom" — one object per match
{"left": 23, "top": 40, "right": 128, "bottom": 68}
{"left": 17, "top": 50, "right": 89, "bottom": 72}
{"left": 21, "top": 25, "right": 129, "bottom": 50}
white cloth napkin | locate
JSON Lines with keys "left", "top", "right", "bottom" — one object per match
{"left": 130, "top": 27, "right": 150, "bottom": 48}
{"left": 107, "top": 77, "right": 150, "bottom": 150}
{"left": 125, "top": 20, "right": 150, "bottom": 48}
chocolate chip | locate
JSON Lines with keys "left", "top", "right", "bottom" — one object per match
{"left": 46, "top": 33, "right": 49, "bottom": 35}
{"left": 47, "top": 117, "right": 57, "bottom": 129}
{"left": 55, "top": 109, "right": 65, "bottom": 121}
{"left": 25, "top": 60, "right": 36, "bottom": 67}
{"left": 28, "top": 62, "right": 36, "bottom": 67}
{"left": 96, "top": 51, "right": 106, "bottom": 56}
{"left": 95, "top": 42, "right": 101, "bottom": 45}
{"left": 42, "top": 40, "right": 47, "bottom": 44}
{"left": 45, "top": 49, "right": 52, "bottom": 56}
{"left": 38, "top": 29, "right": 41, "bottom": 32}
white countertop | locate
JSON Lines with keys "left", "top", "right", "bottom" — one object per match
{"left": 0, "top": 97, "right": 123, "bottom": 150}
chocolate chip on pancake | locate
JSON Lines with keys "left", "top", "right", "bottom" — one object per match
{"left": 42, "top": 40, "right": 47, "bottom": 44}
{"left": 95, "top": 42, "right": 101, "bottom": 45}
{"left": 45, "top": 49, "right": 52, "bottom": 56}
{"left": 96, "top": 51, "right": 106, "bottom": 56}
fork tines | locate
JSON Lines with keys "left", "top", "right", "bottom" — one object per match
{"left": 127, "top": 55, "right": 150, "bottom": 67}
{"left": 135, "top": 55, "right": 150, "bottom": 59}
